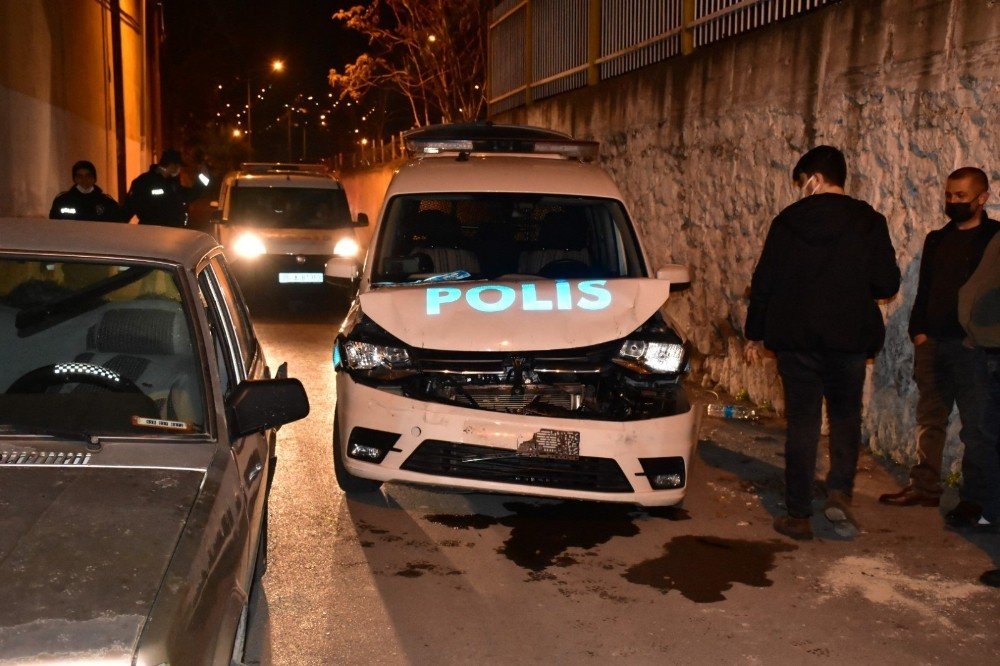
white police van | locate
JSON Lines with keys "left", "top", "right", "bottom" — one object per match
{"left": 212, "top": 163, "right": 367, "bottom": 294}
{"left": 326, "top": 124, "right": 697, "bottom": 506}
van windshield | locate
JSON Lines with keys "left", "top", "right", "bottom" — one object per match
{"left": 228, "top": 187, "right": 352, "bottom": 229}
{"left": 373, "top": 193, "right": 646, "bottom": 283}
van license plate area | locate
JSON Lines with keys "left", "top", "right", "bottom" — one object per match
{"left": 278, "top": 272, "right": 323, "bottom": 284}
{"left": 517, "top": 429, "right": 580, "bottom": 461}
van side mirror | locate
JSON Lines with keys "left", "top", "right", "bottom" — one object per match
{"left": 354, "top": 213, "right": 369, "bottom": 227}
{"left": 656, "top": 264, "right": 691, "bottom": 291}
{"left": 228, "top": 378, "right": 309, "bottom": 438}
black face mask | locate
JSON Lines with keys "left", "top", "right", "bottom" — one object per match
{"left": 944, "top": 201, "right": 979, "bottom": 223}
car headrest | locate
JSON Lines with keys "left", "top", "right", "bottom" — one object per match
{"left": 539, "top": 210, "right": 588, "bottom": 250}
{"left": 87, "top": 308, "right": 186, "bottom": 355}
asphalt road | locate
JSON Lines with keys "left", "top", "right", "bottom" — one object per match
{"left": 246, "top": 299, "right": 1000, "bottom": 665}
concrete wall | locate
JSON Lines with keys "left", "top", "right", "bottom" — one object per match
{"left": 491, "top": 0, "right": 1000, "bottom": 468}
{"left": 338, "top": 161, "right": 403, "bottom": 250}
{"left": 0, "top": 0, "right": 151, "bottom": 217}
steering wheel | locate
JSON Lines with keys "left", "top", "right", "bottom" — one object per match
{"left": 7, "top": 362, "right": 150, "bottom": 399}
{"left": 538, "top": 259, "right": 593, "bottom": 279}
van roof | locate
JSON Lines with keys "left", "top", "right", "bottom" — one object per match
{"left": 230, "top": 171, "right": 344, "bottom": 190}
{"left": 385, "top": 154, "right": 624, "bottom": 200}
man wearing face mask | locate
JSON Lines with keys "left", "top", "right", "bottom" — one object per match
{"left": 745, "top": 145, "right": 901, "bottom": 541}
{"left": 49, "top": 160, "right": 128, "bottom": 222}
{"left": 880, "top": 167, "right": 999, "bottom": 529}
{"left": 124, "top": 149, "right": 209, "bottom": 227}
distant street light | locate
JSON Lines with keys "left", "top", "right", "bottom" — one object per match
{"left": 232, "top": 128, "right": 243, "bottom": 138}
{"left": 247, "top": 58, "right": 286, "bottom": 155}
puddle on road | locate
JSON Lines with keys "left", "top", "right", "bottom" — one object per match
{"left": 426, "top": 501, "right": 689, "bottom": 573}
{"left": 623, "top": 536, "right": 797, "bottom": 603}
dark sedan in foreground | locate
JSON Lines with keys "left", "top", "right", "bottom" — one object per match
{"left": 0, "top": 219, "right": 309, "bottom": 665}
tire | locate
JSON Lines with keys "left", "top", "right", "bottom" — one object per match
{"left": 333, "top": 412, "right": 384, "bottom": 494}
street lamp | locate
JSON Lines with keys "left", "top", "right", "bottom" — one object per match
{"left": 246, "top": 58, "right": 286, "bottom": 155}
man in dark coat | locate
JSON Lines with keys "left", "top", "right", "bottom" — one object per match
{"left": 745, "top": 145, "right": 901, "bottom": 541}
{"left": 49, "top": 160, "right": 128, "bottom": 222}
{"left": 880, "top": 167, "right": 999, "bottom": 529}
{"left": 125, "top": 149, "right": 208, "bottom": 227}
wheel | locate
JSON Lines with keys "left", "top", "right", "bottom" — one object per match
{"left": 332, "top": 412, "right": 383, "bottom": 494}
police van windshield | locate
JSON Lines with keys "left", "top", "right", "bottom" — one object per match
{"left": 373, "top": 194, "right": 645, "bottom": 283}
{"left": 228, "top": 187, "right": 352, "bottom": 229}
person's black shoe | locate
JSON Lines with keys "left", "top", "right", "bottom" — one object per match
{"left": 878, "top": 485, "right": 940, "bottom": 507}
{"left": 980, "top": 569, "right": 1000, "bottom": 587}
{"left": 774, "top": 515, "right": 813, "bottom": 541}
{"left": 944, "top": 501, "right": 984, "bottom": 528}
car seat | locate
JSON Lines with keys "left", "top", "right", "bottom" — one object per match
{"left": 407, "top": 209, "right": 480, "bottom": 274}
{"left": 517, "top": 210, "right": 591, "bottom": 275}
{"left": 75, "top": 305, "right": 204, "bottom": 426}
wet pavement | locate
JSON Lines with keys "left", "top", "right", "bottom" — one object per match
{"left": 246, "top": 299, "right": 1000, "bottom": 664}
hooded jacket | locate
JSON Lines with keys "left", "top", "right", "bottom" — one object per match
{"left": 745, "top": 193, "right": 901, "bottom": 355}
{"left": 49, "top": 185, "right": 128, "bottom": 222}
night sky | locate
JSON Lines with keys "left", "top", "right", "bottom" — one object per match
{"left": 161, "top": 0, "right": 374, "bottom": 161}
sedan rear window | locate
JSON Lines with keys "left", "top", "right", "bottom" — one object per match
{"left": 0, "top": 259, "right": 207, "bottom": 437}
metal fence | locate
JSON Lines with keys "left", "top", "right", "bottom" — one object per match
{"left": 488, "top": 0, "right": 841, "bottom": 116}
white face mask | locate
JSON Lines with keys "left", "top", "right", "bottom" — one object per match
{"left": 76, "top": 185, "right": 95, "bottom": 194}
{"left": 800, "top": 174, "right": 819, "bottom": 199}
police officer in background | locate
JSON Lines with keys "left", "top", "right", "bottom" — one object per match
{"left": 49, "top": 160, "right": 128, "bottom": 222}
{"left": 125, "top": 149, "right": 209, "bottom": 227}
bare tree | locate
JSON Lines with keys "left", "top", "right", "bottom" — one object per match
{"left": 329, "top": 0, "right": 488, "bottom": 128}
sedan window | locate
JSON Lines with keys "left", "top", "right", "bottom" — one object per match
{"left": 0, "top": 258, "right": 207, "bottom": 436}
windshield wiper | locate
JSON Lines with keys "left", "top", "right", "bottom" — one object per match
{"left": 0, "top": 425, "right": 103, "bottom": 450}
{"left": 15, "top": 266, "right": 154, "bottom": 337}
{"left": 374, "top": 270, "right": 473, "bottom": 287}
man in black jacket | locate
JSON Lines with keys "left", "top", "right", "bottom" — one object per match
{"left": 880, "top": 167, "right": 999, "bottom": 529}
{"left": 49, "top": 160, "right": 128, "bottom": 222}
{"left": 745, "top": 146, "right": 901, "bottom": 541}
{"left": 125, "top": 149, "right": 208, "bottom": 227}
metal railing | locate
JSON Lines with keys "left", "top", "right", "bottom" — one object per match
{"left": 488, "top": 0, "right": 841, "bottom": 115}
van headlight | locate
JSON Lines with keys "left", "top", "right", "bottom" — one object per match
{"left": 343, "top": 341, "right": 411, "bottom": 370}
{"left": 233, "top": 232, "right": 266, "bottom": 259}
{"left": 333, "top": 237, "right": 359, "bottom": 257}
{"left": 616, "top": 340, "right": 685, "bottom": 374}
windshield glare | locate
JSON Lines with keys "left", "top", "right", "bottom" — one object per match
{"left": 373, "top": 194, "right": 645, "bottom": 283}
{"left": 228, "top": 186, "right": 352, "bottom": 229}
{"left": 0, "top": 259, "right": 206, "bottom": 437}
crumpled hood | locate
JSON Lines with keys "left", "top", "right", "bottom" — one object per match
{"left": 360, "top": 277, "right": 671, "bottom": 351}
{"left": 0, "top": 467, "right": 203, "bottom": 664}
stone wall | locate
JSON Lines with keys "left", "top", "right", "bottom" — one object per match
{"left": 493, "top": 0, "right": 1000, "bottom": 468}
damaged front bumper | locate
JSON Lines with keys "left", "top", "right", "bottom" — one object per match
{"left": 335, "top": 373, "right": 701, "bottom": 506}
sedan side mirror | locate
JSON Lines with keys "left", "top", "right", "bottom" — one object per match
{"left": 354, "top": 212, "right": 369, "bottom": 228}
{"left": 656, "top": 264, "right": 692, "bottom": 291}
{"left": 228, "top": 378, "right": 309, "bottom": 438}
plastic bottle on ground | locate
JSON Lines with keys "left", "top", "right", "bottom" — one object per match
{"left": 705, "top": 403, "right": 758, "bottom": 420}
